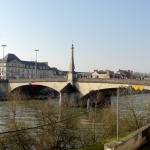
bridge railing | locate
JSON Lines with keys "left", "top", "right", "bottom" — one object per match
{"left": 77, "top": 78, "right": 150, "bottom": 86}
{"left": 8, "top": 77, "right": 150, "bottom": 86}
{"left": 9, "top": 77, "right": 67, "bottom": 83}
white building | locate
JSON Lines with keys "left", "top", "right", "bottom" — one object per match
{"left": 92, "top": 70, "right": 110, "bottom": 78}
{"left": 0, "top": 53, "right": 65, "bottom": 79}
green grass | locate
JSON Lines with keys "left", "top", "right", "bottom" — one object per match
{"left": 78, "top": 141, "right": 105, "bottom": 150}
{"left": 77, "top": 132, "right": 133, "bottom": 150}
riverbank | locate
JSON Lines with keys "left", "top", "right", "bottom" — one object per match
{"left": 78, "top": 141, "right": 104, "bottom": 150}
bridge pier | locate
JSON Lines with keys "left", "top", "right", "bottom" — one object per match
{"left": 0, "top": 79, "right": 8, "bottom": 99}
{"left": 79, "top": 90, "right": 112, "bottom": 108}
{"left": 89, "top": 94, "right": 111, "bottom": 108}
{"left": 60, "top": 92, "right": 79, "bottom": 107}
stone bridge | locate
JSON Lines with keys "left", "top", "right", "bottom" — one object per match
{"left": 3, "top": 44, "right": 150, "bottom": 105}
{"left": 8, "top": 78, "right": 150, "bottom": 98}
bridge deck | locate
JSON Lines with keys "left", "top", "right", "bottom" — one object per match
{"left": 9, "top": 78, "right": 68, "bottom": 83}
{"left": 77, "top": 78, "right": 150, "bottom": 86}
{"left": 9, "top": 78, "right": 150, "bottom": 86}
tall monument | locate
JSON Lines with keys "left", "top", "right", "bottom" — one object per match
{"left": 67, "top": 44, "right": 76, "bottom": 85}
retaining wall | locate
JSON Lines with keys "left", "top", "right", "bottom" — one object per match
{"left": 104, "top": 123, "right": 150, "bottom": 150}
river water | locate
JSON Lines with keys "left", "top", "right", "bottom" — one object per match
{"left": 0, "top": 93, "right": 150, "bottom": 132}
{"left": 0, "top": 100, "right": 54, "bottom": 132}
{"left": 111, "top": 93, "right": 150, "bottom": 110}
{"left": 111, "top": 92, "right": 150, "bottom": 120}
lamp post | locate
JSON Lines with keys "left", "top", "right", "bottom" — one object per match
{"left": 116, "top": 88, "right": 120, "bottom": 142}
{"left": 35, "top": 50, "right": 39, "bottom": 78}
{"left": 1, "top": 45, "right": 7, "bottom": 79}
{"left": 116, "top": 85, "right": 144, "bottom": 141}
{"left": 59, "top": 92, "right": 62, "bottom": 120}
{"left": 116, "top": 85, "right": 130, "bottom": 142}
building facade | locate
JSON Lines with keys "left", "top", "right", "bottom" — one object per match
{"left": 0, "top": 53, "right": 65, "bottom": 79}
{"left": 92, "top": 70, "right": 110, "bottom": 78}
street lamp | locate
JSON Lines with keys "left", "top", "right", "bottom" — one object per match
{"left": 35, "top": 49, "right": 39, "bottom": 78}
{"left": 116, "top": 87, "right": 120, "bottom": 142}
{"left": 1, "top": 45, "right": 7, "bottom": 79}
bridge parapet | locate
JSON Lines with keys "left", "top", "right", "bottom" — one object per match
{"left": 77, "top": 78, "right": 150, "bottom": 86}
{"left": 9, "top": 78, "right": 67, "bottom": 83}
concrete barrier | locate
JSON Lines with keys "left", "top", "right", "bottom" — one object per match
{"left": 104, "top": 123, "right": 150, "bottom": 150}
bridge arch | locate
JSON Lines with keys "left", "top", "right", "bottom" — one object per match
{"left": 76, "top": 82, "right": 150, "bottom": 98}
{"left": 10, "top": 84, "right": 60, "bottom": 100}
{"left": 8, "top": 81, "right": 69, "bottom": 93}
{"left": 7, "top": 78, "right": 150, "bottom": 104}
{"left": 79, "top": 88, "right": 117, "bottom": 106}
{"left": 80, "top": 88, "right": 117, "bottom": 100}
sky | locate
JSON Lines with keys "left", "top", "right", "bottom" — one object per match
{"left": 0, "top": 0, "right": 150, "bottom": 73}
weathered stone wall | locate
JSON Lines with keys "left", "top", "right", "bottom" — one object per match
{"left": 104, "top": 123, "right": 150, "bottom": 150}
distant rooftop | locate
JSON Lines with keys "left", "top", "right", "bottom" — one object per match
{"left": 1, "top": 53, "right": 50, "bottom": 69}
{"left": 3, "top": 53, "right": 21, "bottom": 62}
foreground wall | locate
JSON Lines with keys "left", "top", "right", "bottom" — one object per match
{"left": 104, "top": 123, "right": 150, "bottom": 150}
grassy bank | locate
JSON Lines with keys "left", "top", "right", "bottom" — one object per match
{"left": 78, "top": 141, "right": 105, "bottom": 150}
